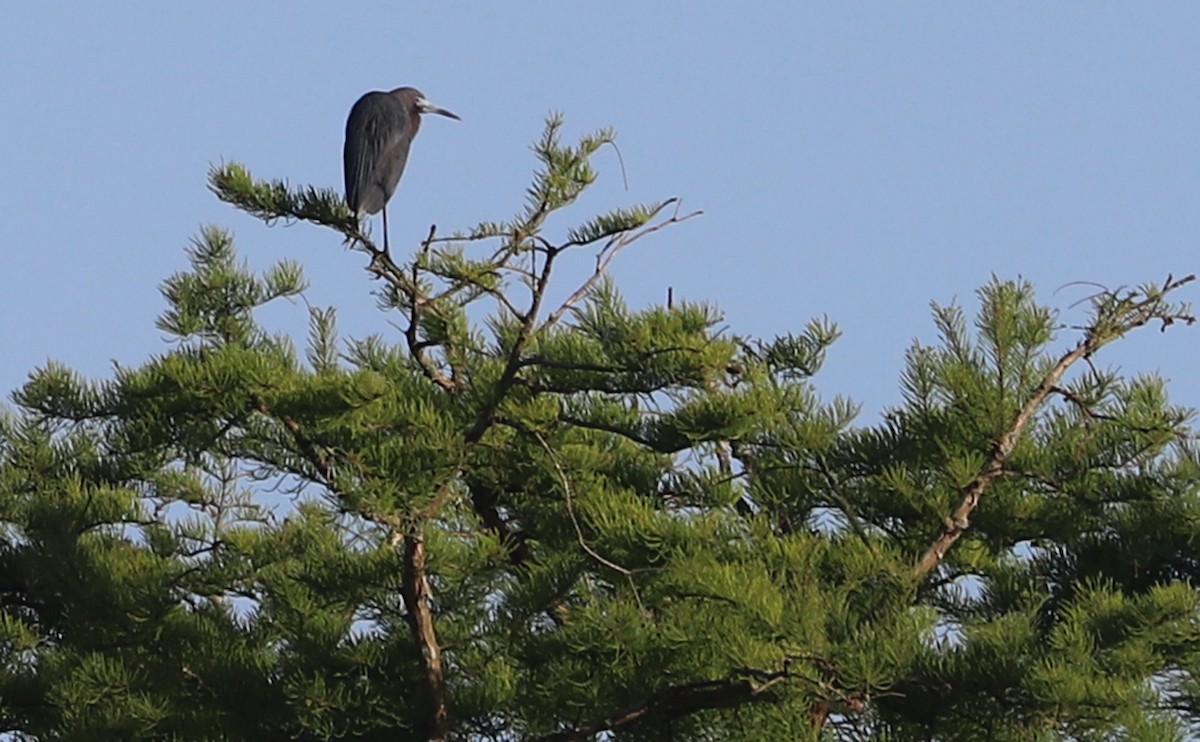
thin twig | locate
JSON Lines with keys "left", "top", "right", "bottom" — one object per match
{"left": 531, "top": 431, "right": 634, "bottom": 579}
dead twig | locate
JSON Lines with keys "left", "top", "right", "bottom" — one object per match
{"left": 542, "top": 199, "right": 701, "bottom": 332}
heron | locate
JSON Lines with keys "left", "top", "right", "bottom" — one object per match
{"left": 343, "top": 87, "right": 460, "bottom": 254}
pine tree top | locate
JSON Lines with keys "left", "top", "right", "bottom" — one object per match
{"left": 2, "top": 116, "right": 1197, "bottom": 741}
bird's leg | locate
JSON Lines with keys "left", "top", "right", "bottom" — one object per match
{"left": 382, "top": 204, "right": 391, "bottom": 257}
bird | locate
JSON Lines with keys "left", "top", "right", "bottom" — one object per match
{"left": 343, "top": 87, "right": 460, "bottom": 255}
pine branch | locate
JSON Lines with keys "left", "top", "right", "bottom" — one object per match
{"left": 464, "top": 201, "right": 700, "bottom": 445}
{"left": 467, "top": 480, "right": 532, "bottom": 568}
{"left": 255, "top": 396, "right": 336, "bottom": 484}
{"left": 463, "top": 228, "right": 558, "bottom": 444}
{"left": 209, "top": 163, "right": 457, "bottom": 392}
{"left": 916, "top": 274, "right": 1196, "bottom": 577}
{"left": 556, "top": 414, "right": 673, "bottom": 452}
{"left": 532, "top": 668, "right": 790, "bottom": 741}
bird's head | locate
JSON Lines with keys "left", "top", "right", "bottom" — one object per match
{"left": 394, "top": 87, "right": 461, "bottom": 121}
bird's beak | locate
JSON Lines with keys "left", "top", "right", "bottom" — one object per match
{"left": 415, "top": 97, "right": 461, "bottom": 121}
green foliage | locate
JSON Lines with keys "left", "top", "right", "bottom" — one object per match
{"left": 2, "top": 116, "right": 1199, "bottom": 741}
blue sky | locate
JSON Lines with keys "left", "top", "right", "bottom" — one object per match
{"left": 2, "top": 4, "right": 1197, "bottom": 420}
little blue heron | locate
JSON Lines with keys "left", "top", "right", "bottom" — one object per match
{"left": 343, "top": 87, "right": 460, "bottom": 254}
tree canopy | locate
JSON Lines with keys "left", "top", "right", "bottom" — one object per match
{"left": 2, "top": 116, "right": 1198, "bottom": 741}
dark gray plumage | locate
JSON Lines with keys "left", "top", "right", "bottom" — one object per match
{"left": 343, "top": 87, "right": 459, "bottom": 253}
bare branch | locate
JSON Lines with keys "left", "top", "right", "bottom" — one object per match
{"left": 542, "top": 200, "right": 702, "bottom": 332}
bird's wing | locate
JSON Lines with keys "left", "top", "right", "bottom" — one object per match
{"left": 343, "top": 93, "right": 411, "bottom": 215}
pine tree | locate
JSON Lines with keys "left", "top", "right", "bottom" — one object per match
{"left": 1, "top": 115, "right": 1197, "bottom": 741}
